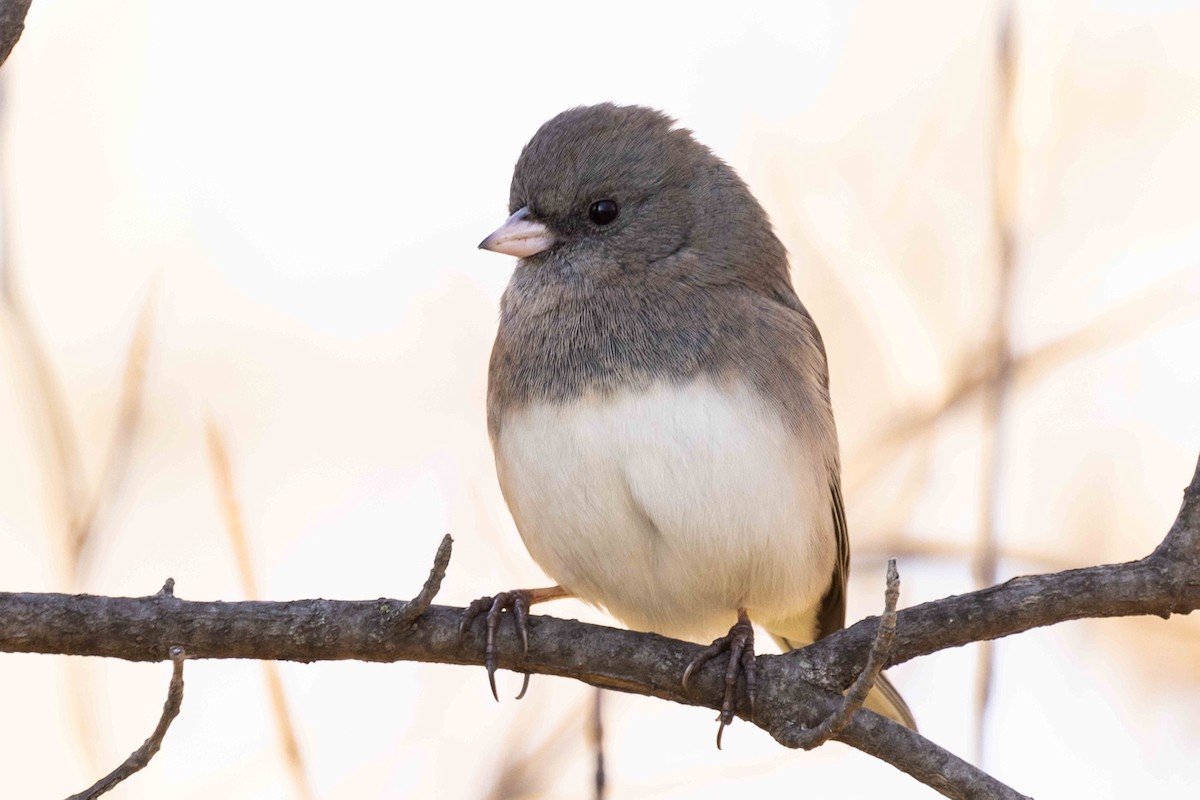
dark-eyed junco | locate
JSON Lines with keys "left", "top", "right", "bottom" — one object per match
{"left": 468, "top": 103, "right": 914, "bottom": 740}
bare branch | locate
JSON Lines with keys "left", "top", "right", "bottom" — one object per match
{"left": 66, "top": 646, "right": 187, "bottom": 800}
{"left": 3, "top": 453, "right": 1198, "bottom": 800}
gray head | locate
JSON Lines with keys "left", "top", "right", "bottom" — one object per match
{"left": 480, "top": 104, "right": 790, "bottom": 293}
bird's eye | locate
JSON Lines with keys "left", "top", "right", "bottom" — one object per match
{"left": 587, "top": 199, "right": 619, "bottom": 226}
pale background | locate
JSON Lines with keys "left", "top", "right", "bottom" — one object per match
{"left": 2, "top": 1, "right": 1199, "bottom": 798}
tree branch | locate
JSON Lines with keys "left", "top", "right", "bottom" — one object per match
{"left": 0, "top": 0, "right": 32, "bottom": 69}
{"left": 3, "top": 452, "right": 1198, "bottom": 800}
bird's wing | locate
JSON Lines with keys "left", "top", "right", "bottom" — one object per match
{"left": 815, "top": 474, "right": 850, "bottom": 640}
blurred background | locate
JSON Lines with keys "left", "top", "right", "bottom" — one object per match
{"left": 1, "top": 0, "right": 1198, "bottom": 797}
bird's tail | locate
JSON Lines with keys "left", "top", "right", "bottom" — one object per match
{"left": 768, "top": 629, "right": 917, "bottom": 731}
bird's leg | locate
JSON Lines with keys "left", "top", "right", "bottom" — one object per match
{"left": 681, "top": 608, "right": 757, "bottom": 749}
{"left": 459, "top": 585, "right": 571, "bottom": 701}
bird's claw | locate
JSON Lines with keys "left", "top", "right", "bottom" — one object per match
{"left": 460, "top": 590, "right": 533, "bottom": 701}
{"left": 682, "top": 612, "right": 757, "bottom": 749}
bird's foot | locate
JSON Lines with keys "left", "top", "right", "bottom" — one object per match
{"left": 459, "top": 585, "right": 569, "bottom": 701}
{"left": 682, "top": 609, "right": 757, "bottom": 749}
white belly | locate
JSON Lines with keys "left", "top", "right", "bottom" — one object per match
{"left": 493, "top": 378, "right": 836, "bottom": 643}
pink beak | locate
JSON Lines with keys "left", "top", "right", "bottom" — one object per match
{"left": 478, "top": 207, "right": 556, "bottom": 258}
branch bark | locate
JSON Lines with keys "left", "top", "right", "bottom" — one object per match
{"left": 2, "top": 453, "right": 1198, "bottom": 800}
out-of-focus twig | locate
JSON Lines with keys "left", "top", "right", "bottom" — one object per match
{"left": 974, "top": 0, "right": 1019, "bottom": 763}
{"left": 66, "top": 646, "right": 187, "bottom": 800}
{"left": 0, "top": 94, "right": 157, "bottom": 583}
{"left": 857, "top": 537, "right": 1077, "bottom": 573}
{"left": 205, "top": 420, "right": 315, "bottom": 800}
{"left": 69, "top": 288, "right": 158, "bottom": 573}
{"left": 204, "top": 419, "right": 261, "bottom": 596}
{"left": 485, "top": 695, "right": 590, "bottom": 800}
{"left": 1, "top": 290, "right": 88, "bottom": 566}
{"left": 845, "top": 271, "right": 1200, "bottom": 495}
{"left": 590, "top": 689, "right": 606, "bottom": 800}
{"left": 0, "top": 283, "right": 156, "bottom": 580}
{"left": 0, "top": 67, "right": 156, "bottom": 772}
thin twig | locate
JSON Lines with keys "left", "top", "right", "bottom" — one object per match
{"left": 396, "top": 533, "right": 454, "bottom": 625}
{"left": 791, "top": 560, "right": 900, "bottom": 750}
{"left": 66, "top": 646, "right": 187, "bottom": 800}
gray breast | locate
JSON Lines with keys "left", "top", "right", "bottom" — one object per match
{"left": 487, "top": 265, "right": 835, "bottom": 449}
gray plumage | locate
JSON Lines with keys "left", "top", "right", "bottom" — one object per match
{"left": 483, "top": 103, "right": 913, "bottom": 728}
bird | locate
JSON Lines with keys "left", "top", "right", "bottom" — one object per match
{"left": 466, "top": 103, "right": 915, "bottom": 741}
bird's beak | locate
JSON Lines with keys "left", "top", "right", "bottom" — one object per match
{"left": 478, "top": 207, "right": 556, "bottom": 258}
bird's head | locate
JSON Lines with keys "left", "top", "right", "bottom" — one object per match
{"left": 480, "top": 104, "right": 788, "bottom": 289}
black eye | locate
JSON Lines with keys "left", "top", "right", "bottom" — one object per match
{"left": 588, "top": 199, "right": 619, "bottom": 225}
